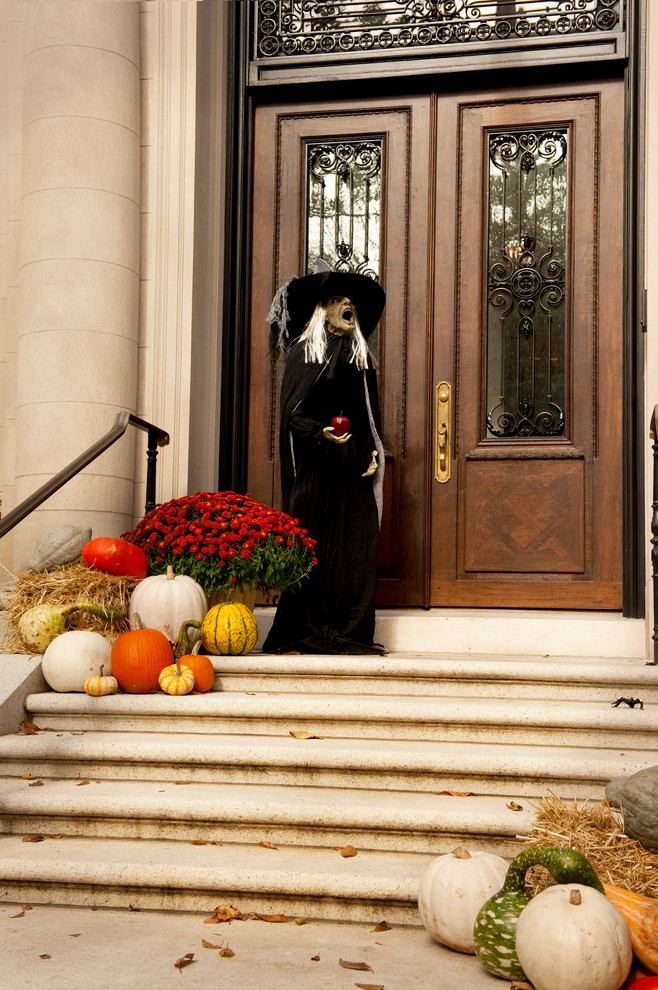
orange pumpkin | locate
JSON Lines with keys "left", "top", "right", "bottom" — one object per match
{"left": 178, "top": 644, "right": 215, "bottom": 693}
{"left": 110, "top": 626, "right": 173, "bottom": 693}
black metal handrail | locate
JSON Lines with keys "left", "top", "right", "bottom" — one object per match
{"left": 650, "top": 405, "right": 658, "bottom": 664}
{"left": 0, "top": 411, "right": 170, "bottom": 540}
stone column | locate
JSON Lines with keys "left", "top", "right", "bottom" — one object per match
{"left": 11, "top": 0, "right": 141, "bottom": 571}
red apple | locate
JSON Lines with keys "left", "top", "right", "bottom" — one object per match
{"left": 330, "top": 414, "right": 351, "bottom": 437}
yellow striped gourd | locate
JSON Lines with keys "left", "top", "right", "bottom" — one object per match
{"left": 201, "top": 602, "right": 258, "bottom": 656}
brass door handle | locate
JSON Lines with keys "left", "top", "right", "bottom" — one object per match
{"left": 435, "top": 382, "right": 451, "bottom": 483}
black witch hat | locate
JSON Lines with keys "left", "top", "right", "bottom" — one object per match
{"left": 267, "top": 260, "right": 385, "bottom": 353}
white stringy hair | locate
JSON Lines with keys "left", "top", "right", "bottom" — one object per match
{"left": 299, "top": 303, "right": 371, "bottom": 370}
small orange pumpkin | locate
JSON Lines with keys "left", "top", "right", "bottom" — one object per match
{"left": 110, "top": 615, "right": 173, "bottom": 693}
{"left": 177, "top": 642, "right": 215, "bottom": 693}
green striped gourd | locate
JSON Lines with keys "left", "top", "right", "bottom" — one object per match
{"left": 473, "top": 845, "right": 604, "bottom": 981}
{"left": 201, "top": 602, "right": 258, "bottom": 656}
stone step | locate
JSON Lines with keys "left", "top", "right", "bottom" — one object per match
{"left": 0, "top": 776, "right": 534, "bottom": 856}
{"left": 0, "top": 833, "right": 432, "bottom": 922}
{"left": 217, "top": 654, "right": 658, "bottom": 702}
{"left": 0, "top": 730, "right": 651, "bottom": 799}
{"left": 25, "top": 691, "right": 658, "bottom": 748}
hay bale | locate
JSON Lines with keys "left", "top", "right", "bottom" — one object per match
{"left": 522, "top": 792, "right": 658, "bottom": 897}
{"left": 2, "top": 563, "right": 135, "bottom": 652}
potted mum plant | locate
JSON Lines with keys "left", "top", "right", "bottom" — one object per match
{"left": 122, "top": 491, "right": 317, "bottom": 602}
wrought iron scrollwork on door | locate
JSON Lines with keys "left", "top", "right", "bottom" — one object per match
{"left": 305, "top": 140, "right": 382, "bottom": 280}
{"left": 485, "top": 128, "right": 569, "bottom": 440}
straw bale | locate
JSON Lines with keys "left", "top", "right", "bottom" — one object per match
{"left": 2, "top": 563, "right": 134, "bottom": 652}
{"left": 522, "top": 792, "right": 657, "bottom": 897}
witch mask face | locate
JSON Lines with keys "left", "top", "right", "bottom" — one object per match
{"left": 324, "top": 295, "right": 357, "bottom": 336}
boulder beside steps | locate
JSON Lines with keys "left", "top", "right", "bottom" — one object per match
{"left": 0, "top": 649, "right": 655, "bottom": 921}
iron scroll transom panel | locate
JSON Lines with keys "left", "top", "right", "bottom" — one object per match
{"left": 252, "top": 1, "right": 625, "bottom": 82}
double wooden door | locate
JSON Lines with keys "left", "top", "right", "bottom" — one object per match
{"left": 247, "top": 78, "right": 624, "bottom": 609}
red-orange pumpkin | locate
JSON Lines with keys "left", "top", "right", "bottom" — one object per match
{"left": 82, "top": 537, "right": 148, "bottom": 579}
{"left": 179, "top": 651, "right": 215, "bottom": 693}
{"left": 110, "top": 627, "right": 173, "bottom": 693}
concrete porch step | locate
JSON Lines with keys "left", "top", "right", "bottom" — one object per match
{"left": 218, "top": 653, "right": 658, "bottom": 702}
{"left": 24, "top": 690, "right": 658, "bottom": 748}
{"left": 0, "top": 775, "right": 534, "bottom": 855}
{"left": 0, "top": 729, "right": 652, "bottom": 798}
{"left": 0, "top": 833, "right": 432, "bottom": 922}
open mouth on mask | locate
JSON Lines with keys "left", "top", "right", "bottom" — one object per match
{"left": 342, "top": 308, "right": 353, "bottom": 322}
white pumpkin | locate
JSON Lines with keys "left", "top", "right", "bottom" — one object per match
{"left": 515, "top": 884, "right": 632, "bottom": 990}
{"left": 41, "top": 630, "right": 112, "bottom": 692}
{"left": 417, "top": 846, "right": 508, "bottom": 953}
{"left": 128, "top": 565, "right": 207, "bottom": 643}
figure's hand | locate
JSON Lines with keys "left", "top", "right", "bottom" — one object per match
{"left": 361, "top": 450, "right": 378, "bottom": 477}
{"left": 322, "top": 425, "right": 352, "bottom": 444}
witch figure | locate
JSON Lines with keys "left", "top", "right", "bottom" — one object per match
{"left": 263, "top": 263, "right": 387, "bottom": 655}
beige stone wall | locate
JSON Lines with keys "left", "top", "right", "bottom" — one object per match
{"left": 0, "top": 1, "right": 143, "bottom": 574}
{"left": 0, "top": 0, "right": 230, "bottom": 575}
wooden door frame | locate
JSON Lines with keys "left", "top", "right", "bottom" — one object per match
{"left": 216, "top": 0, "right": 646, "bottom": 617}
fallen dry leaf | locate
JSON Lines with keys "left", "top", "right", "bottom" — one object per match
{"left": 289, "top": 730, "right": 324, "bottom": 740}
{"left": 191, "top": 840, "right": 209, "bottom": 846}
{"left": 339, "top": 959, "right": 373, "bottom": 972}
{"left": 20, "top": 772, "right": 35, "bottom": 780}
{"left": 201, "top": 939, "right": 221, "bottom": 949}
{"left": 436, "top": 790, "right": 473, "bottom": 797}
{"left": 254, "top": 913, "right": 287, "bottom": 923}
{"left": 28, "top": 780, "right": 45, "bottom": 787}
{"left": 39, "top": 954, "right": 51, "bottom": 960}
{"left": 174, "top": 952, "right": 195, "bottom": 970}
{"left": 294, "top": 917, "right": 307, "bottom": 925}
{"left": 76, "top": 779, "right": 91, "bottom": 787}
{"left": 203, "top": 905, "right": 247, "bottom": 924}
{"left": 259, "top": 840, "right": 278, "bottom": 849}
{"left": 506, "top": 801, "right": 524, "bottom": 812}
{"left": 355, "top": 985, "right": 385, "bottom": 990}
{"left": 311, "top": 954, "right": 320, "bottom": 962}
{"left": 22, "top": 834, "right": 45, "bottom": 843}
{"left": 219, "top": 947, "right": 235, "bottom": 958}
{"left": 70, "top": 731, "right": 85, "bottom": 736}
{"left": 17, "top": 721, "right": 41, "bottom": 735}
{"left": 339, "top": 845, "right": 358, "bottom": 858}
{"left": 127, "top": 904, "right": 141, "bottom": 912}
{"left": 370, "top": 921, "right": 391, "bottom": 932}
{"left": 10, "top": 909, "right": 26, "bottom": 919}
{"left": 68, "top": 933, "right": 81, "bottom": 938}
{"left": 175, "top": 780, "right": 192, "bottom": 785}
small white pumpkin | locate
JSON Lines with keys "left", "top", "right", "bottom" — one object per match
{"left": 515, "top": 883, "right": 632, "bottom": 990}
{"left": 42, "top": 630, "right": 112, "bottom": 692}
{"left": 128, "top": 565, "right": 207, "bottom": 643}
{"left": 417, "top": 846, "right": 508, "bottom": 953}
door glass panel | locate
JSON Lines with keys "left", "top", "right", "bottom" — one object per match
{"left": 305, "top": 139, "right": 382, "bottom": 278}
{"left": 485, "top": 127, "right": 569, "bottom": 439}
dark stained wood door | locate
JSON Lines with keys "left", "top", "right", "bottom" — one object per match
{"left": 247, "top": 78, "right": 624, "bottom": 609}
{"left": 431, "top": 79, "right": 624, "bottom": 608}
{"left": 248, "top": 95, "right": 433, "bottom": 605}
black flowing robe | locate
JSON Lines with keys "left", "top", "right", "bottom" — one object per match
{"left": 263, "top": 333, "right": 386, "bottom": 655}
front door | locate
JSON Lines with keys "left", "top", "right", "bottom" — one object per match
{"left": 247, "top": 77, "right": 624, "bottom": 609}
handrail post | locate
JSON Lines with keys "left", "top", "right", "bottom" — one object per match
{"left": 650, "top": 406, "right": 658, "bottom": 664}
{"left": 145, "top": 428, "right": 160, "bottom": 515}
